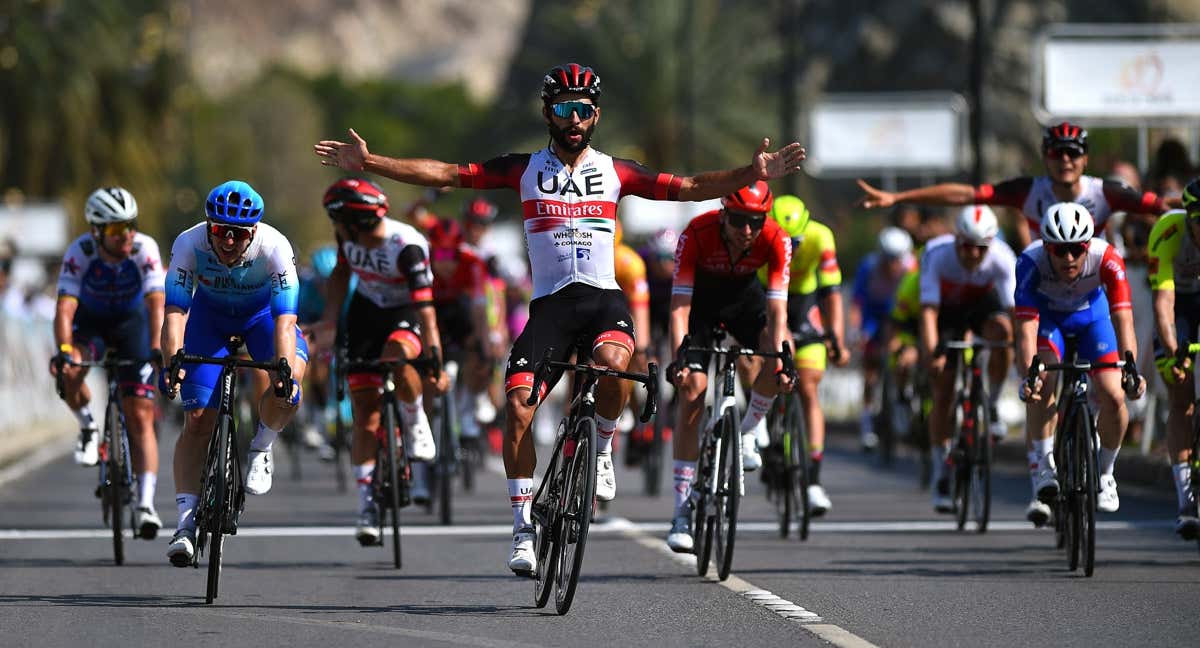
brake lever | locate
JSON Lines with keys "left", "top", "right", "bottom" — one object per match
{"left": 640, "top": 362, "right": 659, "bottom": 423}
{"left": 273, "top": 357, "right": 292, "bottom": 398}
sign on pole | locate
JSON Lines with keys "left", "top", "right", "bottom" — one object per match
{"left": 1034, "top": 23, "right": 1200, "bottom": 124}
{"left": 803, "top": 92, "right": 967, "bottom": 177}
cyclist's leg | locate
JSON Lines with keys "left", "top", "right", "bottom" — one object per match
{"left": 860, "top": 322, "right": 882, "bottom": 449}
{"left": 110, "top": 309, "right": 159, "bottom": 509}
{"left": 1027, "top": 319, "right": 1063, "bottom": 505}
{"left": 668, "top": 338, "right": 709, "bottom": 551}
{"left": 726, "top": 285, "right": 772, "bottom": 464}
{"left": 245, "top": 311, "right": 308, "bottom": 445}
{"left": 586, "top": 289, "right": 635, "bottom": 451}
{"left": 1159, "top": 312, "right": 1198, "bottom": 525}
{"left": 978, "top": 300, "right": 1014, "bottom": 407}
{"left": 1077, "top": 312, "right": 1126, "bottom": 511}
{"left": 795, "top": 345, "right": 826, "bottom": 487}
{"left": 61, "top": 316, "right": 99, "bottom": 464}
{"left": 381, "top": 319, "right": 434, "bottom": 497}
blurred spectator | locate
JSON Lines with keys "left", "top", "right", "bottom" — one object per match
{"left": 1148, "top": 137, "right": 1194, "bottom": 198}
{"left": 0, "top": 238, "right": 23, "bottom": 318}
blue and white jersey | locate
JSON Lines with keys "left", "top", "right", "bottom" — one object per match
{"left": 165, "top": 222, "right": 299, "bottom": 319}
{"left": 57, "top": 232, "right": 165, "bottom": 316}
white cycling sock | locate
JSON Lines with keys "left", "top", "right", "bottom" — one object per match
{"left": 250, "top": 421, "right": 280, "bottom": 452}
{"left": 354, "top": 464, "right": 373, "bottom": 513}
{"left": 596, "top": 414, "right": 618, "bottom": 454}
{"left": 74, "top": 406, "right": 96, "bottom": 430}
{"left": 139, "top": 471, "right": 156, "bottom": 508}
{"left": 175, "top": 493, "right": 198, "bottom": 532}
{"left": 508, "top": 478, "right": 533, "bottom": 530}
{"left": 1173, "top": 463, "right": 1193, "bottom": 512}
{"left": 672, "top": 460, "right": 696, "bottom": 517}
{"left": 740, "top": 391, "right": 775, "bottom": 433}
{"left": 1098, "top": 445, "right": 1119, "bottom": 477}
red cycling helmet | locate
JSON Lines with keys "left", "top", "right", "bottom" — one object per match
{"left": 323, "top": 178, "right": 388, "bottom": 229}
{"left": 541, "top": 63, "right": 602, "bottom": 103}
{"left": 426, "top": 217, "right": 463, "bottom": 250}
{"left": 462, "top": 197, "right": 498, "bottom": 224}
{"left": 721, "top": 181, "right": 774, "bottom": 214}
{"left": 1042, "top": 121, "right": 1088, "bottom": 155}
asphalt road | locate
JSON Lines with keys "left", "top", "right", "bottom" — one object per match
{"left": 1, "top": 419, "right": 1197, "bottom": 648}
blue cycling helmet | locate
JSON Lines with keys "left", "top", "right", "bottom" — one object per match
{"left": 205, "top": 180, "right": 264, "bottom": 225}
{"left": 310, "top": 245, "right": 338, "bottom": 279}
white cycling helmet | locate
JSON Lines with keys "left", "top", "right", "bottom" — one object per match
{"left": 85, "top": 187, "right": 138, "bottom": 225}
{"left": 954, "top": 205, "right": 998, "bottom": 244}
{"left": 1041, "top": 202, "right": 1094, "bottom": 244}
{"left": 878, "top": 226, "right": 913, "bottom": 258}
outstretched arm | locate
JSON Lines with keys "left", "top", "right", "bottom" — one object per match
{"left": 676, "top": 138, "right": 806, "bottom": 201}
{"left": 856, "top": 179, "right": 976, "bottom": 209}
{"left": 314, "top": 128, "right": 460, "bottom": 187}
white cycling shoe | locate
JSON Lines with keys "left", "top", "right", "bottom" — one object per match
{"left": 1097, "top": 474, "right": 1120, "bottom": 513}
{"left": 167, "top": 528, "right": 196, "bottom": 567}
{"left": 1025, "top": 499, "right": 1052, "bottom": 528}
{"left": 407, "top": 418, "right": 437, "bottom": 462}
{"left": 667, "top": 514, "right": 694, "bottom": 553}
{"left": 75, "top": 428, "right": 99, "bottom": 467}
{"left": 807, "top": 484, "right": 832, "bottom": 517}
{"left": 135, "top": 506, "right": 162, "bottom": 540}
{"left": 508, "top": 526, "right": 537, "bottom": 574}
{"left": 245, "top": 448, "right": 274, "bottom": 495}
{"left": 742, "top": 433, "right": 762, "bottom": 472}
{"left": 1033, "top": 466, "right": 1059, "bottom": 503}
{"left": 596, "top": 451, "right": 616, "bottom": 501}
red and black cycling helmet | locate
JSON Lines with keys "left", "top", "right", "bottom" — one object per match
{"left": 426, "top": 217, "right": 463, "bottom": 251}
{"left": 541, "top": 63, "right": 602, "bottom": 103}
{"left": 323, "top": 178, "right": 388, "bottom": 229}
{"left": 1042, "top": 121, "right": 1089, "bottom": 156}
{"left": 722, "top": 181, "right": 774, "bottom": 214}
{"left": 462, "top": 196, "right": 498, "bottom": 225}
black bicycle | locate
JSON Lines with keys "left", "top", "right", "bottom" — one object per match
{"left": 676, "top": 329, "right": 793, "bottom": 581}
{"left": 525, "top": 345, "right": 658, "bottom": 615}
{"left": 429, "top": 357, "right": 460, "bottom": 525}
{"left": 763, "top": 331, "right": 832, "bottom": 541}
{"left": 939, "top": 339, "right": 1008, "bottom": 533}
{"left": 53, "top": 350, "right": 153, "bottom": 565}
{"left": 1025, "top": 342, "right": 1136, "bottom": 577}
{"left": 339, "top": 350, "right": 440, "bottom": 569}
{"left": 166, "top": 339, "right": 291, "bottom": 603}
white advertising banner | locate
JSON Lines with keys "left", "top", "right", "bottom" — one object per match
{"left": 1043, "top": 40, "right": 1200, "bottom": 118}
{"left": 804, "top": 94, "right": 965, "bottom": 176}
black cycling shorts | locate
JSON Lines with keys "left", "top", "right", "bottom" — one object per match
{"left": 73, "top": 305, "right": 155, "bottom": 399}
{"left": 683, "top": 276, "right": 767, "bottom": 372}
{"left": 345, "top": 292, "right": 423, "bottom": 390}
{"left": 937, "top": 291, "right": 1008, "bottom": 338}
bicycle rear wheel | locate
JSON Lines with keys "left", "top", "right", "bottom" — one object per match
{"left": 693, "top": 415, "right": 715, "bottom": 576}
{"left": 1065, "top": 412, "right": 1081, "bottom": 572}
{"left": 437, "top": 394, "right": 456, "bottom": 526}
{"left": 953, "top": 402, "right": 973, "bottom": 532}
{"left": 1078, "top": 411, "right": 1097, "bottom": 577}
{"left": 713, "top": 410, "right": 742, "bottom": 581}
{"left": 766, "top": 404, "right": 791, "bottom": 539}
{"left": 878, "top": 365, "right": 897, "bottom": 467}
{"left": 644, "top": 414, "right": 664, "bottom": 496}
{"left": 788, "top": 395, "right": 812, "bottom": 542}
{"left": 206, "top": 415, "right": 233, "bottom": 604}
{"left": 555, "top": 418, "right": 597, "bottom": 615}
{"left": 382, "top": 402, "right": 403, "bottom": 569}
{"left": 105, "top": 401, "right": 125, "bottom": 566}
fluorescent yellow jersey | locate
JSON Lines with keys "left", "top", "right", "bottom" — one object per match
{"left": 614, "top": 243, "right": 649, "bottom": 307}
{"left": 1149, "top": 210, "right": 1200, "bottom": 294}
{"left": 759, "top": 219, "right": 841, "bottom": 295}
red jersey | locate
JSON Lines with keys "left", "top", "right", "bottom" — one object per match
{"left": 672, "top": 210, "right": 792, "bottom": 302}
{"left": 431, "top": 244, "right": 489, "bottom": 304}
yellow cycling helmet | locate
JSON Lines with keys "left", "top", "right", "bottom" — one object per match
{"left": 771, "top": 195, "right": 810, "bottom": 238}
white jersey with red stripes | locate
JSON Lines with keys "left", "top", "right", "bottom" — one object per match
{"left": 337, "top": 218, "right": 433, "bottom": 309}
{"left": 918, "top": 234, "right": 1017, "bottom": 309}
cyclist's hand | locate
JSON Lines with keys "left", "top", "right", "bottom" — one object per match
{"left": 427, "top": 369, "right": 450, "bottom": 394}
{"left": 1128, "top": 373, "right": 1147, "bottom": 400}
{"left": 775, "top": 369, "right": 796, "bottom": 393}
{"left": 669, "top": 363, "right": 689, "bottom": 387}
{"left": 314, "top": 128, "right": 369, "bottom": 171}
{"left": 855, "top": 178, "right": 897, "bottom": 209}
{"left": 1019, "top": 376, "right": 1043, "bottom": 402}
{"left": 48, "top": 351, "right": 70, "bottom": 377}
{"left": 751, "top": 138, "right": 806, "bottom": 180}
{"left": 161, "top": 366, "right": 186, "bottom": 399}
{"left": 830, "top": 344, "right": 850, "bottom": 367}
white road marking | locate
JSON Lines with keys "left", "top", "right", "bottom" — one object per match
{"left": 618, "top": 521, "right": 881, "bottom": 648}
{"left": 0, "top": 518, "right": 1173, "bottom": 541}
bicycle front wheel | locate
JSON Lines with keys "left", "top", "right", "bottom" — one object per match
{"left": 788, "top": 394, "right": 812, "bottom": 542}
{"left": 383, "top": 402, "right": 403, "bottom": 569}
{"left": 206, "top": 414, "right": 234, "bottom": 604}
{"left": 971, "top": 399, "right": 992, "bottom": 533}
{"left": 437, "top": 394, "right": 456, "bottom": 526}
{"left": 953, "top": 402, "right": 973, "bottom": 532}
{"left": 105, "top": 401, "right": 126, "bottom": 566}
{"left": 555, "top": 417, "right": 597, "bottom": 615}
{"left": 1077, "top": 410, "right": 1097, "bottom": 577}
{"left": 713, "top": 409, "right": 742, "bottom": 581}
{"left": 532, "top": 435, "right": 564, "bottom": 608}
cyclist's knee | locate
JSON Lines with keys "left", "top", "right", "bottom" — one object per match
{"left": 680, "top": 371, "right": 706, "bottom": 399}
{"left": 505, "top": 389, "right": 535, "bottom": 429}
{"left": 592, "top": 342, "right": 630, "bottom": 370}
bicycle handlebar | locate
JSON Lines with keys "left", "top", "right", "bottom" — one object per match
{"left": 51, "top": 353, "right": 158, "bottom": 399}
{"left": 165, "top": 349, "right": 293, "bottom": 400}
{"left": 1025, "top": 350, "right": 1140, "bottom": 398}
{"left": 523, "top": 347, "right": 660, "bottom": 423}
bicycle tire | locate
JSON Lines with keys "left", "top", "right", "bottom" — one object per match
{"left": 438, "top": 394, "right": 455, "bottom": 526}
{"left": 693, "top": 415, "right": 715, "bottom": 576}
{"left": 1053, "top": 432, "right": 1067, "bottom": 551}
{"left": 1079, "top": 410, "right": 1097, "bottom": 577}
{"left": 879, "top": 365, "right": 896, "bottom": 467}
{"left": 106, "top": 400, "right": 125, "bottom": 566}
{"left": 555, "top": 417, "right": 597, "bottom": 615}
{"left": 972, "top": 397, "right": 992, "bottom": 533}
{"left": 767, "top": 404, "right": 790, "bottom": 539}
{"left": 334, "top": 406, "right": 349, "bottom": 494}
{"left": 1065, "top": 410, "right": 1081, "bottom": 572}
{"left": 206, "top": 415, "right": 233, "bottom": 604}
{"left": 953, "top": 400, "right": 972, "bottom": 532}
{"left": 383, "top": 402, "right": 403, "bottom": 569}
{"left": 790, "top": 395, "right": 812, "bottom": 542}
{"left": 532, "top": 437, "right": 563, "bottom": 608}
{"left": 644, "top": 414, "right": 664, "bottom": 496}
{"left": 713, "top": 409, "right": 742, "bottom": 581}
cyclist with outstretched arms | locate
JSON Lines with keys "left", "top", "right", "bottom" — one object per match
{"left": 664, "top": 182, "right": 797, "bottom": 551}
{"left": 313, "top": 178, "right": 446, "bottom": 544}
{"left": 162, "top": 181, "right": 307, "bottom": 566}
{"left": 1147, "top": 180, "right": 1200, "bottom": 539}
{"left": 919, "top": 206, "right": 1016, "bottom": 513}
{"left": 758, "top": 195, "right": 849, "bottom": 517}
{"left": 1015, "top": 203, "right": 1145, "bottom": 526}
{"left": 51, "top": 187, "right": 166, "bottom": 538}
{"left": 857, "top": 122, "right": 1173, "bottom": 249}
{"left": 852, "top": 226, "right": 916, "bottom": 451}
{"left": 314, "top": 63, "right": 805, "bottom": 573}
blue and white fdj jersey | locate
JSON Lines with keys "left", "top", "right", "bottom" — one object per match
{"left": 57, "top": 232, "right": 165, "bottom": 316}
{"left": 165, "top": 222, "right": 299, "bottom": 319}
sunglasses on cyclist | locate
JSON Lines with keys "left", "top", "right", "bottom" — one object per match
{"left": 725, "top": 210, "right": 766, "bottom": 231}
{"left": 208, "top": 222, "right": 255, "bottom": 242}
{"left": 1046, "top": 146, "right": 1085, "bottom": 160}
{"left": 1048, "top": 241, "right": 1089, "bottom": 258}
{"left": 957, "top": 241, "right": 990, "bottom": 253}
{"left": 99, "top": 221, "right": 137, "bottom": 237}
{"left": 550, "top": 101, "right": 597, "bottom": 120}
